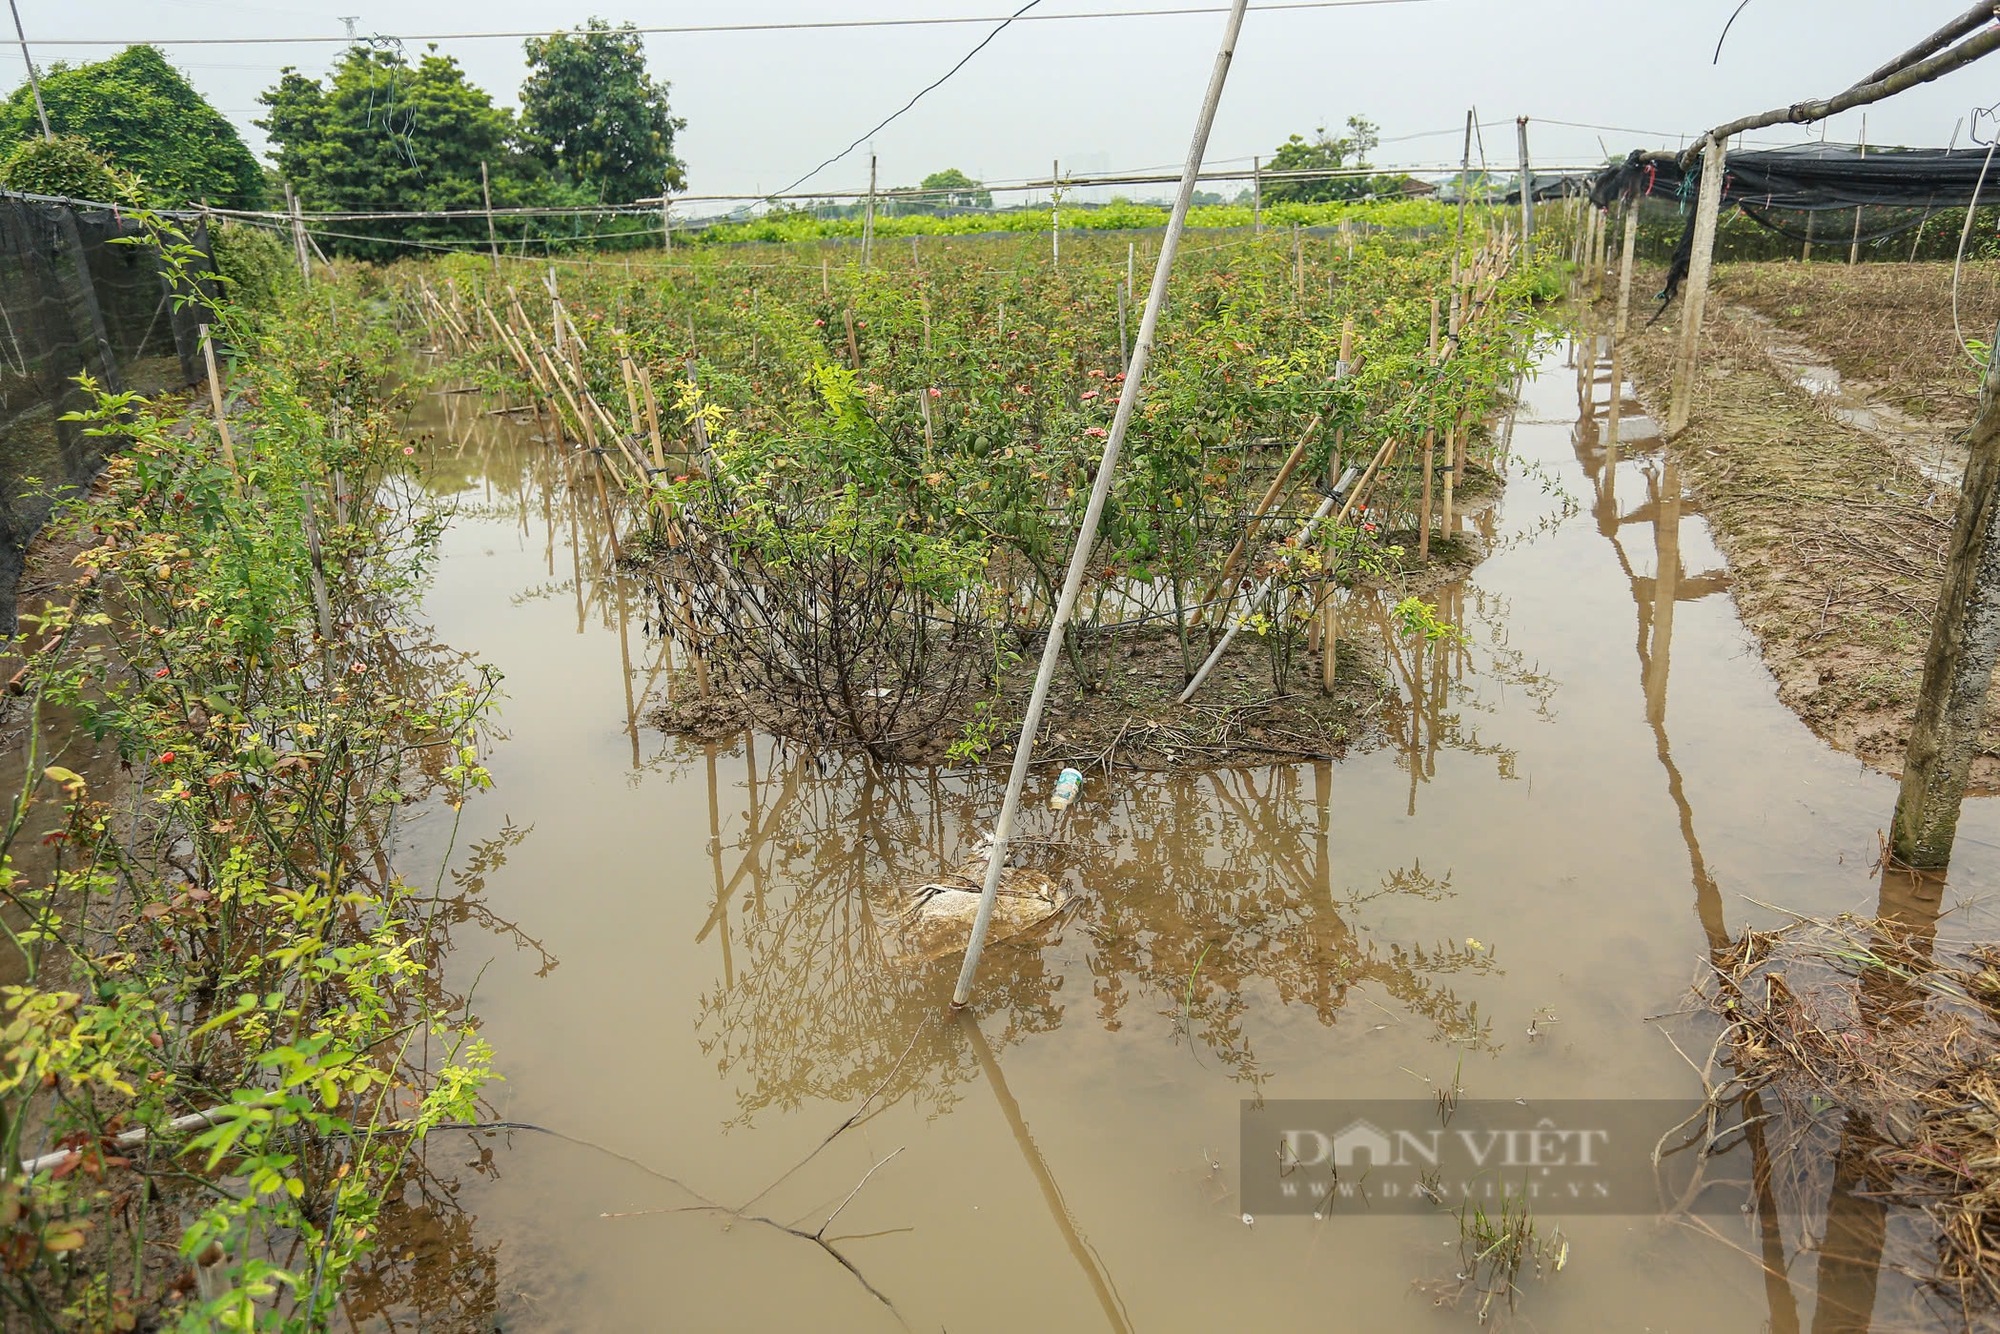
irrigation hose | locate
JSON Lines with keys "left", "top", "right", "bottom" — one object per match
{"left": 1951, "top": 134, "right": 1999, "bottom": 368}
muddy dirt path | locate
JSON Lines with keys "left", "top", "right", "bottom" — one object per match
{"left": 380, "top": 341, "right": 2000, "bottom": 1332}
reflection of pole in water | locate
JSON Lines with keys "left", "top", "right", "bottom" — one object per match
{"left": 706, "top": 742, "right": 731, "bottom": 990}
{"left": 957, "top": 1011, "right": 1136, "bottom": 1334}
{"left": 1646, "top": 460, "right": 1681, "bottom": 725}
{"left": 1809, "top": 863, "right": 1944, "bottom": 1332}
{"left": 1559, "top": 343, "right": 1798, "bottom": 1326}
{"left": 1605, "top": 341, "right": 1623, "bottom": 514}
{"left": 614, "top": 573, "right": 641, "bottom": 769}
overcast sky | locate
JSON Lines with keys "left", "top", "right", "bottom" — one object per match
{"left": 4, "top": 0, "right": 1997, "bottom": 208}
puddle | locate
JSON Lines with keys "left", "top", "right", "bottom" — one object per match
{"left": 1739, "top": 307, "right": 1965, "bottom": 486}
{"left": 380, "top": 342, "right": 2000, "bottom": 1331}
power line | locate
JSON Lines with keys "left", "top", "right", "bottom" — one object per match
{"left": 21, "top": 0, "right": 1433, "bottom": 47}
{"left": 768, "top": 0, "right": 1045, "bottom": 202}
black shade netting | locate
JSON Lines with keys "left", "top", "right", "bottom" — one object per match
{"left": 1587, "top": 143, "right": 2000, "bottom": 314}
{"left": 0, "top": 192, "right": 215, "bottom": 632}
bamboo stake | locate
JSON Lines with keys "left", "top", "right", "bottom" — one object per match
{"left": 1441, "top": 423, "right": 1456, "bottom": 532}
{"left": 1420, "top": 428, "right": 1435, "bottom": 560}
{"left": 198, "top": 326, "right": 242, "bottom": 497}
{"left": 954, "top": 0, "right": 1253, "bottom": 1010}
{"left": 639, "top": 364, "right": 665, "bottom": 470}
{"left": 619, "top": 344, "right": 643, "bottom": 437}
{"left": 1197, "top": 431, "right": 1315, "bottom": 621}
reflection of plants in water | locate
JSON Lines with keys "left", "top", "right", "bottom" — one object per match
{"left": 339, "top": 1145, "right": 503, "bottom": 1334}
{"left": 693, "top": 747, "right": 1505, "bottom": 1115}
{"left": 694, "top": 750, "right": 1066, "bottom": 1127}
{"left": 1460, "top": 587, "right": 1561, "bottom": 725}
{"left": 415, "top": 817, "right": 561, "bottom": 978}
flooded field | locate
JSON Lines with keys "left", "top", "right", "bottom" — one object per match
{"left": 385, "top": 339, "right": 2000, "bottom": 1332}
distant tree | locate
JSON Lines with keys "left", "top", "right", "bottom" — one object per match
{"left": 0, "top": 46, "right": 263, "bottom": 207}
{"left": 519, "top": 19, "right": 686, "bottom": 203}
{"left": 258, "top": 46, "right": 570, "bottom": 259}
{"left": 0, "top": 134, "right": 136, "bottom": 202}
{"left": 919, "top": 168, "right": 991, "bottom": 209}
{"left": 1263, "top": 116, "right": 1381, "bottom": 204}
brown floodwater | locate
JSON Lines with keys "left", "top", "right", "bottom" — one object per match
{"left": 377, "top": 340, "right": 2000, "bottom": 1332}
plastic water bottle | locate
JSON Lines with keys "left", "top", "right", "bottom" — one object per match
{"left": 1050, "top": 767, "right": 1083, "bottom": 812}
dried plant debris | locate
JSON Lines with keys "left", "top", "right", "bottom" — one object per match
{"left": 1690, "top": 908, "right": 2000, "bottom": 1319}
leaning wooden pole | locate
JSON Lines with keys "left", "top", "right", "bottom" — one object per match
{"left": 1615, "top": 194, "right": 1640, "bottom": 336}
{"left": 1667, "top": 133, "right": 1727, "bottom": 437}
{"left": 1892, "top": 318, "right": 2000, "bottom": 868}
{"left": 1516, "top": 116, "right": 1534, "bottom": 256}
{"left": 953, "top": 0, "right": 1252, "bottom": 1010}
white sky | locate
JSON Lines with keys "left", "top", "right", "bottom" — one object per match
{"left": 4, "top": 0, "right": 1997, "bottom": 208}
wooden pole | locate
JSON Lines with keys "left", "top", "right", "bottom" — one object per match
{"left": 1892, "top": 317, "right": 2000, "bottom": 867}
{"left": 1051, "top": 159, "right": 1061, "bottom": 268}
{"left": 863, "top": 153, "right": 877, "bottom": 266}
{"left": 198, "top": 325, "right": 242, "bottom": 497}
{"left": 1455, "top": 107, "right": 1473, "bottom": 269}
{"left": 1850, "top": 114, "right": 1868, "bottom": 265}
{"left": 1590, "top": 206, "right": 1606, "bottom": 301}
{"left": 481, "top": 161, "right": 499, "bottom": 273}
{"left": 6, "top": 0, "right": 50, "bottom": 141}
{"left": 286, "top": 184, "right": 312, "bottom": 289}
{"left": 1116, "top": 280, "right": 1129, "bottom": 371}
{"left": 661, "top": 194, "right": 672, "bottom": 252}
{"left": 1615, "top": 194, "right": 1639, "bottom": 335}
{"left": 1667, "top": 133, "right": 1727, "bottom": 438}
{"left": 954, "top": 0, "right": 1252, "bottom": 1010}
{"left": 1516, "top": 116, "right": 1534, "bottom": 255}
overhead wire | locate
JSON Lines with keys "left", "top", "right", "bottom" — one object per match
{"left": 765, "top": 0, "right": 1046, "bottom": 202}
{"left": 21, "top": 0, "right": 1436, "bottom": 47}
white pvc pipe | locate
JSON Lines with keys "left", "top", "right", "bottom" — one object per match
{"left": 18, "top": 1108, "right": 224, "bottom": 1177}
{"left": 951, "top": 0, "right": 1253, "bottom": 1009}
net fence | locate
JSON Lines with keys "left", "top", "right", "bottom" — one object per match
{"left": 0, "top": 192, "right": 214, "bottom": 632}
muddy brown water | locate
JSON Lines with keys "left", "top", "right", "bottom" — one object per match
{"left": 381, "top": 342, "right": 2000, "bottom": 1332}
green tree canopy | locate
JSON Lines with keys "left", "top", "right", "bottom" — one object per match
{"left": 1264, "top": 116, "right": 1381, "bottom": 205}
{"left": 519, "top": 19, "right": 686, "bottom": 204}
{"left": 0, "top": 46, "right": 263, "bottom": 208}
{"left": 257, "top": 46, "right": 571, "bottom": 259}
{"left": 0, "top": 134, "right": 136, "bottom": 202}
{"left": 919, "top": 168, "right": 991, "bottom": 209}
